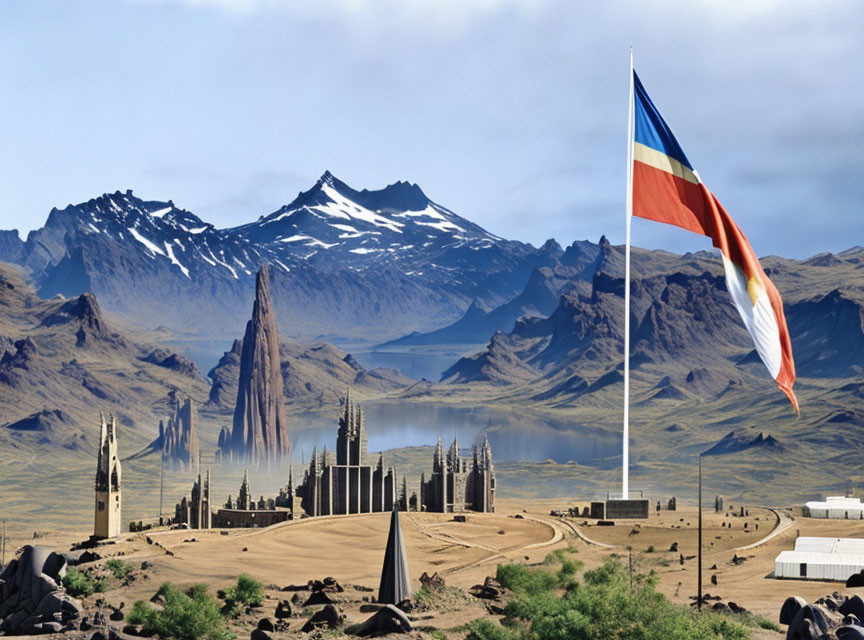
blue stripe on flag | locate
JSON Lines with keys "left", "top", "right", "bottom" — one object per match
{"left": 634, "top": 71, "right": 694, "bottom": 171}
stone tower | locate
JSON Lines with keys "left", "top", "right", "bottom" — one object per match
{"left": 94, "top": 412, "right": 122, "bottom": 539}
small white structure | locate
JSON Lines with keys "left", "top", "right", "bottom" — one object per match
{"left": 803, "top": 496, "right": 864, "bottom": 519}
{"left": 775, "top": 537, "right": 864, "bottom": 581}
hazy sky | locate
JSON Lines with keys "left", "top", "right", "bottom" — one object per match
{"left": 1, "top": 0, "right": 861, "bottom": 258}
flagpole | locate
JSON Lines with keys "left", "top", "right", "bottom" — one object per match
{"left": 623, "top": 47, "right": 634, "bottom": 500}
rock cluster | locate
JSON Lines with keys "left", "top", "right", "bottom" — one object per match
{"left": 779, "top": 593, "right": 864, "bottom": 639}
{"left": 222, "top": 265, "right": 290, "bottom": 466}
{"left": 0, "top": 546, "right": 82, "bottom": 634}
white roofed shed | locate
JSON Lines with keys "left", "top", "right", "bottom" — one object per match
{"left": 775, "top": 537, "right": 864, "bottom": 581}
{"left": 803, "top": 496, "right": 864, "bottom": 519}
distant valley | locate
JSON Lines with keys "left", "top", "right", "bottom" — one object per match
{"left": 0, "top": 173, "right": 863, "bottom": 536}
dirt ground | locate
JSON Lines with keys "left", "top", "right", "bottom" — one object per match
{"left": 11, "top": 498, "right": 864, "bottom": 638}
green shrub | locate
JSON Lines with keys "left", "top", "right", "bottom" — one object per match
{"left": 62, "top": 568, "right": 106, "bottom": 597}
{"left": 128, "top": 582, "right": 234, "bottom": 640}
{"left": 646, "top": 545, "right": 655, "bottom": 553}
{"left": 477, "top": 556, "right": 753, "bottom": 640}
{"left": 220, "top": 574, "right": 264, "bottom": 609}
{"left": 430, "top": 630, "right": 449, "bottom": 640}
{"left": 105, "top": 559, "right": 135, "bottom": 580}
{"left": 466, "top": 618, "right": 520, "bottom": 640}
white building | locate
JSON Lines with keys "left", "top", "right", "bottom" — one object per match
{"left": 775, "top": 537, "right": 864, "bottom": 581}
{"left": 803, "top": 496, "right": 864, "bottom": 519}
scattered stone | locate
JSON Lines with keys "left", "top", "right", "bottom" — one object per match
{"left": 841, "top": 596, "right": 864, "bottom": 620}
{"left": 304, "top": 590, "right": 336, "bottom": 606}
{"left": 838, "top": 625, "right": 864, "bottom": 640}
{"left": 250, "top": 629, "right": 272, "bottom": 640}
{"left": 453, "top": 515, "right": 467, "bottom": 523}
{"left": 669, "top": 542, "right": 679, "bottom": 552}
{"left": 274, "top": 600, "right": 292, "bottom": 619}
{"left": 140, "top": 561, "right": 153, "bottom": 571}
{"left": 787, "top": 604, "right": 834, "bottom": 640}
{"left": 710, "top": 574, "right": 717, "bottom": 586}
{"left": 323, "top": 577, "right": 344, "bottom": 592}
{"left": 301, "top": 604, "right": 343, "bottom": 632}
{"left": 419, "top": 572, "right": 445, "bottom": 589}
{"left": 712, "top": 602, "right": 729, "bottom": 612}
{"left": 470, "top": 577, "right": 505, "bottom": 600}
{"left": 257, "top": 618, "right": 274, "bottom": 631}
{"left": 780, "top": 596, "right": 808, "bottom": 624}
{"left": 347, "top": 604, "right": 411, "bottom": 636}
{"left": 727, "top": 602, "right": 747, "bottom": 614}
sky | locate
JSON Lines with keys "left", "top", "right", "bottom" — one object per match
{"left": 0, "top": 0, "right": 861, "bottom": 258}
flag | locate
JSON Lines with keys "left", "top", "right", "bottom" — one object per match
{"left": 630, "top": 71, "right": 798, "bottom": 412}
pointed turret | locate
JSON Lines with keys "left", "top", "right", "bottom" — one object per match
{"left": 378, "top": 509, "right": 411, "bottom": 605}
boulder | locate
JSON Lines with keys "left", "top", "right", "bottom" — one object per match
{"left": 842, "top": 596, "right": 864, "bottom": 620}
{"left": 347, "top": 604, "right": 412, "bottom": 636}
{"left": 838, "top": 627, "right": 864, "bottom": 640}
{"left": 848, "top": 572, "right": 864, "bottom": 588}
{"left": 275, "top": 600, "right": 292, "bottom": 619}
{"left": 301, "top": 604, "right": 343, "bottom": 632}
{"left": 250, "top": 629, "right": 272, "bottom": 640}
{"left": 786, "top": 604, "right": 834, "bottom": 640}
{"left": 780, "top": 596, "right": 808, "bottom": 625}
{"left": 257, "top": 617, "right": 274, "bottom": 631}
{"left": 0, "top": 545, "right": 82, "bottom": 635}
{"left": 303, "top": 590, "right": 336, "bottom": 607}
{"left": 846, "top": 615, "right": 862, "bottom": 626}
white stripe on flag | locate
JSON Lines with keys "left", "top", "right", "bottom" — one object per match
{"left": 721, "top": 255, "right": 783, "bottom": 379}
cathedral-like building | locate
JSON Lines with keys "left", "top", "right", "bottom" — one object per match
{"left": 418, "top": 434, "right": 495, "bottom": 513}
{"left": 297, "top": 391, "right": 397, "bottom": 516}
{"left": 94, "top": 413, "right": 122, "bottom": 539}
{"left": 174, "top": 468, "right": 212, "bottom": 529}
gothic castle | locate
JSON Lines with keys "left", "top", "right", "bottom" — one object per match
{"left": 170, "top": 391, "right": 496, "bottom": 529}
{"left": 417, "top": 434, "right": 495, "bottom": 513}
{"left": 297, "top": 391, "right": 398, "bottom": 516}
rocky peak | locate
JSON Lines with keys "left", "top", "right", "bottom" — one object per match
{"left": 223, "top": 264, "right": 290, "bottom": 465}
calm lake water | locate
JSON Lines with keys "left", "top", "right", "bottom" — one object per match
{"left": 289, "top": 400, "right": 618, "bottom": 464}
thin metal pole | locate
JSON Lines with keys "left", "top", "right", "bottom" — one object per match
{"left": 623, "top": 46, "right": 635, "bottom": 500}
{"left": 159, "top": 453, "right": 165, "bottom": 525}
{"left": 698, "top": 455, "right": 703, "bottom": 611}
{"left": 1, "top": 519, "right": 5, "bottom": 567}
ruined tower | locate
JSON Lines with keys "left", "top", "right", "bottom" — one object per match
{"left": 94, "top": 413, "right": 122, "bottom": 539}
{"left": 225, "top": 264, "right": 290, "bottom": 466}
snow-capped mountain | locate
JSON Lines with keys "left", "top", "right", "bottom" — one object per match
{"left": 7, "top": 173, "right": 566, "bottom": 345}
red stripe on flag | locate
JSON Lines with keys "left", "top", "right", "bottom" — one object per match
{"left": 632, "top": 159, "right": 798, "bottom": 412}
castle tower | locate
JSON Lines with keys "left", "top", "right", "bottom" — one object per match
{"left": 94, "top": 412, "right": 122, "bottom": 539}
{"left": 203, "top": 468, "right": 212, "bottom": 528}
{"left": 238, "top": 468, "right": 252, "bottom": 510}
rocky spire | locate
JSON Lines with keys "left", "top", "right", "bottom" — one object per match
{"left": 378, "top": 509, "right": 411, "bottom": 605}
{"left": 161, "top": 397, "right": 199, "bottom": 468}
{"left": 226, "top": 264, "right": 289, "bottom": 466}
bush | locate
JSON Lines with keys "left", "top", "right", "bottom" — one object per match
{"left": 105, "top": 559, "right": 135, "bottom": 580}
{"left": 646, "top": 545, "right": 655, "bottom": 553}
{"left": 472, "top": 556, "right": 754, "bottom": 640}
{"left": 62, "top": 568, "right": 106, "bottom": 597}
{"left": 219, "top": 573, "right": 264, "bottom": 608}
{"left": 128, "top": 582, "right": 234, "bottom": 640}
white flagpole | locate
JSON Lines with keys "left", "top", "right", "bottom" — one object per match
{"left": 623, "top": 47, "right": 635, "bottom": 500}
